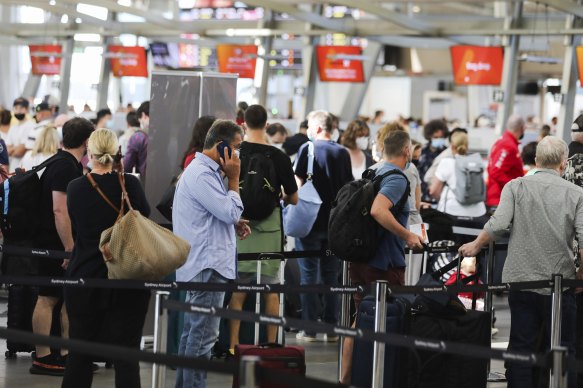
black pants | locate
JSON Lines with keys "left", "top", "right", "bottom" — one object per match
{"left": 61, "top": 289, "right": 151, "bottom": 388}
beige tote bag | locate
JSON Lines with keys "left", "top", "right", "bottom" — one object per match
{"left": 87, "top": 173, "right": 190, "bottom": 280}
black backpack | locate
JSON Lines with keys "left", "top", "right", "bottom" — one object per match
{"left": 0, "top": 153, "right": 67, "bottom": 242}
{"left": 239, "top": 149, "right": 279, "bottom": 221}
{"left": 328, "top": 169, "right": 410, "bottom": 263}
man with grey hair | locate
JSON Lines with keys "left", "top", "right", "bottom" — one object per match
{"left": 460, "top": 136, "right": 583, "bottom": 388}
{"left": 293, "top": 109, "right": 353, "bottom": 342}
{"left": 486, "top": 114, "right": 525, "bottom": 210}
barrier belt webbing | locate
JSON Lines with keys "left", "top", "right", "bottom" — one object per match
{"left": 163, "top": 299, "right": 548, "bottom": 369}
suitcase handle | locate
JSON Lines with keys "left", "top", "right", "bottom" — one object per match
{"left": 258, "top": 342, "right": 283, "bottom": 348}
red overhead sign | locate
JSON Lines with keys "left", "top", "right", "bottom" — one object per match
{"left": 216, "top": 44, "right": 257, "bottom": 79}
{"left": 109, "top": 46, "right": 148, "bottom": 78}
{"left": 576, "top": 47, "right": 583, "bottom": 85}
{"left": 450, "top": 45, "right": 504, "bottom": 86}
{"left": 29, "top": 45, "right": 62, "bottom": 76}
{"left": 316, "top": 46, "right": 365, "bottom": 83}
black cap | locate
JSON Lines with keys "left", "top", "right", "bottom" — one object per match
{"left": 572, "top": 115, "right": 583, "bottom": 132}
{"left": 35, "top": 102, "right": 51, "bottom": 113}
{"left": 13, "top": 97, "right": 29, "bottom": 109}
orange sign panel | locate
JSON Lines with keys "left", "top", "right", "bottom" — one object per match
{"left": 450, "top": 46, "right": 504, "bottom": 86}
{"left": 29, "top": 45, "right": 62, "bottom": 76}
{"left": 216, "top": 45, "right": 257, "bottom": 79}
{"left": 109, "top": 46, "right": 148, "bottom": 78}
{"left": 576, "top": 47, "right": 583, "bottom": 85}
{"left": 316, "top": 46, "right": 365, "bottom": 83}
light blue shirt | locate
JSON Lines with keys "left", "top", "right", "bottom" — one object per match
{"left": 173, "top": 152, "right": 244, "bottom": 282}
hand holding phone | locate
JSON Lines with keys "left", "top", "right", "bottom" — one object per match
{"left": 217, "top": 140, "right": 232, "bottom": 161}
{"left": 217, "top": 140, "right": 240, "bottom": 183}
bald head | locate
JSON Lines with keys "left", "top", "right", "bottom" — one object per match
{"left": 506, "top": 114, "right": 525, "bottom": 134}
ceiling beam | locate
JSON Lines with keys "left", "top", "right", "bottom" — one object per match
{"left": 327, "top": 0, "right": 438, "bottom": 34}
{"left": 536, "top": 0, "right": 583, "bottom": 18}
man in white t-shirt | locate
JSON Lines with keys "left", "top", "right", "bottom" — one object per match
{"left": 25, "top": 103, "right": 54, "bottom": 152}
{"left": 6, "top": 97, "right": 35, "bottom": 172}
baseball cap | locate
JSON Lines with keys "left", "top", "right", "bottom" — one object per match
{"left": 35, "top": 102, "right": 51, "bottom": 113}
{"left": 572, "top": 115, "right": 583, "bottom": 132}
{"left": 13, "top": 97, "right": 29, "bottom": 109}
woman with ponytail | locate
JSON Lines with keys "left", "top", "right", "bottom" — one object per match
{"left": 429, "top": 131, "right": 487, "bottom": 218}
{"left": 63, "top": 128, "right": 150, "bottom": 388}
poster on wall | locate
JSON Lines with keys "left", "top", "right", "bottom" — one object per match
{"left": 450, "top": 45, "right": 504, "bottom": 86}
{"left": 316, "top": 46, "right": 365, "bottom": 83}
{"left": 108, "top": 46, "right": 148, "bottom": 77}
{"left": 29, "top": 45, "right": 62, "bottom": 76}
{"left": 575, "top": 47, "right": 583, "bottom": 85}
{"left": 216, "top": 44, "right": 257, "bottom": 79}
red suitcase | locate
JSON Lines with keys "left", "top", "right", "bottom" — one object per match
{"left": 232, "top": 343, "right": 306, "bottom": 388}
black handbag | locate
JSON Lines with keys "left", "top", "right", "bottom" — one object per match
{"left": 156, "top": 175, "right": 180, "bottom": 222}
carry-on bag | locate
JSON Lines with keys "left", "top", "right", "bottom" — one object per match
{"left": 351, "top": 295, "right": 411, "bottom": 388}
{"left": 232, "top": 343, "right": 306, "bottom": 388}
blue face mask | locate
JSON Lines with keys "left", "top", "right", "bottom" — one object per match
{"left": 431, "top": 138, "right": 446, "bottom": 149}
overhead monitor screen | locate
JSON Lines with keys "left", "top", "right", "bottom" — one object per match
{"left": 450, "top": 45, "right": 504, "bottom": 86}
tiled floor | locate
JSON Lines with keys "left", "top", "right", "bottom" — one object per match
{"left": 0, "top": 293, "right": 513, "bottom": 387}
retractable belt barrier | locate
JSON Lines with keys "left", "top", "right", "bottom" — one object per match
{"left": 0, "top": 327, "right": 349, "bottom": 388}
{"left": 0, "top": 274, "right": 562, "bottom": 295}
{"left": 0, "top": 242, "right": 509, "bottom": 260}
{"left": 163, "top": 299, "right": 548, "bottom": 369}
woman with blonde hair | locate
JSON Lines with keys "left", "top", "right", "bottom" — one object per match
{"left": 63, "top": 128, "right": 150, "bottom": 388}
{"left": 429, "top": 131, "right": 487, "bottom": 218}
{"left": 20, "top": 125, "right": 60, "bottom": 174}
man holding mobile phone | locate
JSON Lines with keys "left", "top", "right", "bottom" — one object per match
{"left": 173, "top": 119, "right": 250, "bottom": 388}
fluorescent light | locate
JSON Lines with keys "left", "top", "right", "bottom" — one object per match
{"left": 49, "top": 0, "right": 56, "bottom": 5}
{"left": 117, "top": 0, "right": 132, "bottom": 6}
{"left": 61, "top": 14, "right": 69, "bottom": 23}
{"left": 77, "top": 3, "right": 108, "bottom": 21}
{"left": 223, "top": 28, "right": 272, "bottom": 37}
{"left": 20, "top": 6, "right": 45, "bottom": 24}
{"left": 74, "top": 33, "right": 101, "bottom": 42}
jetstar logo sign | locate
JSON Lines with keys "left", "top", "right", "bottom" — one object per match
{"left": 451, "top": 46, "right": 504, "bottom": 86}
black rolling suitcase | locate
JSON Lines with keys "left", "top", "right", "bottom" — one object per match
{"left": 407, "top": 310, "right": 490, "bottom": 388}
{"left": 351, "top": 295, "right": 411, "bottom": 388}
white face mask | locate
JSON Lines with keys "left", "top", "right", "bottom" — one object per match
{"left": 356, "top": 136, "right": 369, "bottom": 150}
{"left": 331, "top": 129, "right": 340, "bottom": 142}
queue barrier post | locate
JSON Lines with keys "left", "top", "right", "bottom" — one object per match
{"left": 550, "top": 346, "right": 568, "bottom": 388}
{"left": 371, "top": 280, "right": 388, "bottom": 388}
{"left": 338, "top": 259, "right": 351, "bottom": 380}
{"left": 550, "top": 274, "right": 565, "bottom": 387}
{"left": 240, "top": 355, "right": 260, "bottom": 388}
{"left": 152, "top": 291, "right": 170, "bottom": 388}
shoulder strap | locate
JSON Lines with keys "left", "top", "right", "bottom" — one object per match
{"left": 30, "top": 152, "right": 68, "bottom": 173}
{"left": 373, "top": 169, "right": 410, "bottom": 212}
{"left": 306, "top": 141, "right": 315, "bottom": 179}
{"left": 86, "top": 174, "right": 121, "bottom": 214}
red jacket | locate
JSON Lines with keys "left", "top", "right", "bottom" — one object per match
{"left": 486, "top": 131, "right": 524, "bottom": 206}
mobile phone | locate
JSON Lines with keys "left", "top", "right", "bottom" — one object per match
{"left": 217, "top": 140, "right": 232, "bottom": 160}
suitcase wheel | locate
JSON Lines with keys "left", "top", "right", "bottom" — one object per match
{"left": 5, "top": 350, "right": 16, "bottom": 359}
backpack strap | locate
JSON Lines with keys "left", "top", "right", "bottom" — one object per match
{"left": 372, "top": 169, "right": 410, "bottom": 213}
{"left": 30, "top": 152, "right": 69, "bottom": 173}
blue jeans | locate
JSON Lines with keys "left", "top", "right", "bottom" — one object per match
{"left": 175, "top": 269, "right": 227, "bottom": 388}
{"left": 507, "top": 290, "right": 576, "bottom": 388}
{"left": 297, "top": 230, "right": 340, "bottom": 335}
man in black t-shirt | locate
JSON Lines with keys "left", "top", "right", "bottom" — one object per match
{"left": 294, "top": 110, "right": 353, "bottom": 342}
{"left": 228, "top": 105, "right": 298, "bottom": 350}
{"left": 30, "top": 118, "right": 94, "bottom": 376}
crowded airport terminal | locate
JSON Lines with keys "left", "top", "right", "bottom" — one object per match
{"left": 3, "top": 1, "right": 583, "bottom": 387}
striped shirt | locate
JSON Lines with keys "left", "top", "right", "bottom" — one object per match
{"left": 173, "top": 152, "right": 243, "bottom": 282}
{"left": 485, "top": 169, "right": 583, "bottom": 293}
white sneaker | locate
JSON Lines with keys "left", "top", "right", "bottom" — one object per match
{"left": 491, "top": 327, "right": 499, "bottom": 337}
{"left": 296, "top": 331, "right": 319, "bottom": 342}
{"left": 324, "top": 334, "right": 339, "bottom": 342}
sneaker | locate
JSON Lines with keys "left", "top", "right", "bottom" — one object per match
{"left": 58, "top": 354, "right": 99, "bottom": 372}
{"left": 324, "top": 334, "right": 339, "bottom": 343}
{"left": 30, "top": 354, "right": 65, "bottom": 376}
{"left": 296, "top": 331, "right": 319, "bottom": 342}
{"left": 491, "top": 327, "right": 499, "bottom": 337}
